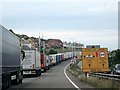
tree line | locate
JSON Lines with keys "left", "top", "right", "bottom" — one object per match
{"left": 109, "top": 49, "right": 120, "bottom": 69}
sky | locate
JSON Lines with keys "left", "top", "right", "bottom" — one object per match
{"left": 0, "top": 0, "right": 119, "bottom": 51}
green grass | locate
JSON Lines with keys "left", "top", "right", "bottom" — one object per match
{"left": 80, "top": 77, "right": 119, "bottom": 89}
{"left": 68, "top": 64, "right": 120, "bottom": 89}
{"left": 57, "top": 48, "right": 72, "bottom": 53}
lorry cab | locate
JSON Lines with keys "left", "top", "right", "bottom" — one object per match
{"left": 40, "top": 53, "right": 47, "bottom": 72}
{"left": 45, "top": 55, "right": 51, "bottom": 70}
{"left": 49, "top": 54, "right": 56, "bottom": 66}
{"left": 22, "top": 49, "right": 41, "bottom": 76}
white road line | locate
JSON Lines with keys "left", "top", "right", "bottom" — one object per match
{"left": 64, "top": 63, "right": 81, "bottom": 90}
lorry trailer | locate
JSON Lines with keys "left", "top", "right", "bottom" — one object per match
{"left": 45, "top": 55, "right": 51, "bottom": 70}
{"left": 0, "top": 25, "right": 24, "bottom": 89}
{"left": 22, "top": 49, "right": 41, "bottom": 76}
{"left": 49, "top": 54, "right": 56, "bottom": 66}
{"left": 40, "top": 53, "right": 47, "bottom": 72}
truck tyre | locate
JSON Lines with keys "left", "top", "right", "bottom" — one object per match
{"left": 36, "top": 70, "right": 41, "bottom": 76}
{"left": 6, "top": 75, "right": 9, "bottom": 88}
{"left": 47, "top": 66, "right": 49, "bottom": 70}
{"left": 2, "top": 74, "right": 10, "bottom": 89}
{"left": 13, "top": 72, "right": 19, "bottom": 85}
{"left": 19, "top": 79, "right": 22, "bottom": 84}
{"left": 19, "top": 71, "right": 23, "bottom": 84}
{"left": 48, "top": 66, "right": 50, "bottom": 70}
{"left": 2, "top": 74, "right": 7, "bottom": 89}
{"left": 7, "top": 74, "right": 11, "bottom": 88}
{"left": 35, "top": 70, "right": 39, "bottom": 77}
{"left": 39, "top": 70, "right": 41, "bottom": 76}
{"left": 44, "top": 68, "right": 47, "bottom": 72}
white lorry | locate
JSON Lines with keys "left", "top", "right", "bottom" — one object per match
{"left": 45, "top": 55, "right": 51, "bottom": 70}
{"left": 22, "top": 49, "right": 41, "bottom": 76}
{"left": 49, "top": 54, "right": 56, "bottom": 66}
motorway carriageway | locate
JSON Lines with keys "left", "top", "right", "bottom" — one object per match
{"left": 7, "top": 60, "right": 94, "bottom": 90}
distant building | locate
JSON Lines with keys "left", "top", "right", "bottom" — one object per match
{"left": 63, "top": 41, "right": 84, "bottom": 49}
{"left": 20, "top": 36, "right": 84, "bottom": 51}
{"left": 47, "top": 39, "right": 63, "bottom": 48}
{"left": 20, "top": 38, "right": 38, "bottom": 49}
{"left": 21, "top": 45, "right": 31, "bottom": 50}
{"left": 86, "top": 45, "right": 100, "bottom": 48}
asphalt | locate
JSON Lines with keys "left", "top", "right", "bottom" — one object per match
{"left": 7, "top": 60, "right": 76, "bottom": 89}
{"left": 6, "top": 60, "right": 95, "bottom": 90}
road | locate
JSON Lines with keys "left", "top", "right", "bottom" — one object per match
{"left": 7, "top": 60, "right": 94, "bottom": 90}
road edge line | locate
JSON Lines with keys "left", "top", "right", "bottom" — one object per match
{"left": 64, "top": 63, "right": 81, "bottom": 90}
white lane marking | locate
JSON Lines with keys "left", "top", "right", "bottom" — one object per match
{"left": 64, "top": 63, "right": 81, "bottom": 90}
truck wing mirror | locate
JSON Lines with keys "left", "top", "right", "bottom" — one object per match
{"left": 21, "top": 50, "right": 25, "bottom": 60}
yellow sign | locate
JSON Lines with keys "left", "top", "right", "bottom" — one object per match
{"left": 82, "top": 48, "right": 109, "bottom": 73}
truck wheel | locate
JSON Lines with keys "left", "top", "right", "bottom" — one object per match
{"left": 6, "top": 75, "right": 9, "bottom": 88}
{"left": 19, "top": 71, "right": 23, "bottom": 84}
{"left": 35, "top": 70, "right": 38, "bottom": 77}
{"left": 13, "top": 72, "right": 19, "bottom": 85}
{"left": 2, "top": 74, "right": 7, "bottom": 89}
{"left": 39, "top": 70, "right": 41, "bottom": 76}
{"left": 38, "top": 69, "right": 41, "bottom": 76}
{"left": 19, "top": 79, "right": 22, "bottom": 84}
{"left": 7, "top": 74, "right": 11, "bottom": 88}
{"left": 48, "top": 66, "right": 50, "bottom": 70}
{"left": 2, "top": 74, "right": 10, "bottom": 89}
{"left": 36, "top": 70, "right": 41, "bottom": 76}
{"left": 44, "top": 68, "right": 47, "bottom": 72}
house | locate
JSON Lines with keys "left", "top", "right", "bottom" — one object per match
{"left": 47, "top": 39, "right": 63, "bottom": 48}
{"left": 20, "top": 38, "right": 38, "bottom": 49}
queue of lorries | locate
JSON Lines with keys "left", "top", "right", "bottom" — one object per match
{"left": 22, "top": 49, "right": 76, "bottom": 76}
{"left": 0, "top": 25, "right": 77, "bottom": 90}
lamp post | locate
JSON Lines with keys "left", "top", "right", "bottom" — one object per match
{"left": 39, "top": 34, "right": 41, "bottom": 53}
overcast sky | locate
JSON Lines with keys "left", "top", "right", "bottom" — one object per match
{"left": 0, "top": 0, "right": 119, "bottom": 51}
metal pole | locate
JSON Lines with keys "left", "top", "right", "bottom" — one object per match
{"left": 42, "top": 34, "right": 45, "bottom": 55}
{"left": 39, "top": 34, "right": 41, "bottom": 53}
{"left": 43, "top": 41, "right": 45, "bottom": 54}
{"left": 63, "top": 43, "right": 64, "bottom": 53}
{"left": 72, "top": 42, "right": 74, "bottom": 58}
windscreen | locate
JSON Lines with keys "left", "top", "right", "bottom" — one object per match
{"left": 117, "top": 65, "right": 120, "bottom": 70}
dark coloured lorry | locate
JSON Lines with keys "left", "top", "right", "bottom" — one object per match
{"left": 0, "top": 25, "right": 24, "bottom": 90}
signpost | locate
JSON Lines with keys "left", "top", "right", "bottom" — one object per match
{"left": 82, "top": 48, "right": 109, "bottom": 73}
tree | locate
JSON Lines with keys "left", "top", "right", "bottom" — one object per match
{"left": 109, "top": 49, "right": 120, "bottom": 69}
{"left": 48, "top": 48, "right": 58, "bottom": 55}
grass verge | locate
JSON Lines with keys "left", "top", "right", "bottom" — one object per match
{"left": 68, "top": 64, "right": 120, "bottom": 89}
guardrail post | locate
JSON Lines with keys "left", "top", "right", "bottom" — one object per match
{"left": 84, "top": 72, "right": 90, "bottom": 78}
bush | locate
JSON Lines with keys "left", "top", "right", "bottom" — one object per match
{"left": 48, "top": 48, "right": 58, "bottom": 54}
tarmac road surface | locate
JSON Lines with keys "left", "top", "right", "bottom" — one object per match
{"left": 7, "top": 60, "right": 94, "bottom": 90}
